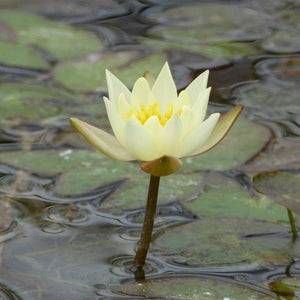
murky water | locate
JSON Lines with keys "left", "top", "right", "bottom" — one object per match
{"left": 0, "top": 0, "right": 300, "bottom": 299}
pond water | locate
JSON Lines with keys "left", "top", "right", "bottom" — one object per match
{"left": 0, "top": 0, "right": 300, "bottom": 299}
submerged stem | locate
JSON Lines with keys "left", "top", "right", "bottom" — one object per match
{"left": 287, "top": 208, "right": 298, "bottom": 240}
{"left": 134, "top": 175, "right": 160, "bottom": 270}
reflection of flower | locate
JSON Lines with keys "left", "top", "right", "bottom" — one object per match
{"left": 70, "top": 62, "right": 242, "bottom": 176}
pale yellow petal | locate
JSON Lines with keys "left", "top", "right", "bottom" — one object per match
{"left": 118, "top": 93, "right": 131, "bottom": 120}
{"left": 123, "top": 119, "right": 158, "bottom": 161}
{"left": 143, "top": 116, "right": 162, "bottom": 145}
{"left": 106, "top": 69, "right": 131, "bottom": 104}
{"left": 131, "top": 77, "right": 152, "bottom": 108}
{"left": 104, "top": 96, "right": 125, "bottom": 145}
{"left": 176, "top": 113, "right": 220, "bottom": 157}
{"left": 191, "top": 87, "right": 211, "bottom": 125}
{"left": 180, "top": 106, "right": 194, "bottom": 137}
{"left": 159, "top": 113, "right": 183, "bottom": 156}
{"left": 174, "top": 90, "right": 191, "bottom": 111}
{"left": 189, "top": 104, "right": 243, "bottom": 157}
{"left": 70, "top": 118, "right": 134, "bottom": 161}
{"left": 143, "top": 70, "right": 155, "bottom": 88}
{"left": 152, "top": 62, "right": 177, "bottom": 114}
{"left": 186, "top": 70, "right": 209, "bottom": 105}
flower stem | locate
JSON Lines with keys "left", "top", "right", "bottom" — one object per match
{"left": 287, "top": 208, "right": 298, "bottom": 240}
{"left": 134, "top": 175, "right": 160, "bottom": 270}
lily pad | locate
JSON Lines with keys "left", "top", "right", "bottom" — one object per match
{"left": 253, "top": 171, "right": 300, "bottom": 215}
{"left": 111, "top": 276, "right": 274, "bottom": 300}
{"left": 181, "top": 115, "right": 271, "bottom": 171}
{"left": 0, "top": 10, "right": 102, "bottom": 60}
{"left": 151, "top": 218, "right": 299, "bottom": 267}
{"left": 0, "top": 83, "right": 81, "bottom": 124}
{"left": 143, "top": 38, "right": 256, "bottom": 59}
{"left": 0, "top": 39, "right": 48, "bottom": 69}
{"left": 0, "top": 149, "right": 141, "bottom": 197}
{"left": 238, "top": 139, "right": 300, "bottom": 173}
{"left": 99, "top": 171, "right": 204, "bottom": 212}
{"left": 147, "top": 3, "right": 269, "bottom": 42}
{"left": 180, "top": 171, "right": 288, "bottom": 223}
{"left": 53, "top": 52, "right": 166, "bottom": 92}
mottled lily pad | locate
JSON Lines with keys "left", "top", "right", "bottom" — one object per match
{"left": 238, "top": 139, "right": 300, "bottom": 173}
{"left": 253, "top": 171, "right": 300, "bottom": 216}
{"left": 143, "top": 38, "right": 256, "bottom": 59}
{"left": 0, "top": 149, "right": 140, "bottom": 197}
{"left": 232, "top": 81, "right": 300, "bottom": 136}
{"left": 0, "top": 83, "right": 79, "bottom": 124}
{"left": 99, "top": 171, "right": 204, "bottom": 212}
{"left": 111, "top": 276, "right": 274, "bottom": 300}
{"left": 0, "top": 10, "right": 102, "bottom": 60}
{"left": 147, "top": 3, "right": 269, "bottom": 42}
{"left": 53, "top": 52, "right": 167, "bottom": 92}
{"left": 0, "top": 39, "right": 48, "bottom": 69}
{"left": 151, "top": 218, "right": 299, "bottom": 266}
{"left": 180, "top": 171, "right": 287, "bottom": 223}
{"left": 181, "top": 115, "right": 271, "bottom": 171}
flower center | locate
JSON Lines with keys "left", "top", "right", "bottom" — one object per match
{"left": 127, "top": 101, "right": 182, "bottom": 126}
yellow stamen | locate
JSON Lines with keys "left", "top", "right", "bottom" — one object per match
{"left": 126, "top": 101, "right": 182, "bottom": 126}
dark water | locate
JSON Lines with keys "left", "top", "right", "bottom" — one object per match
{"left": 0, "top": 0, "right": 300, "bottom": 299}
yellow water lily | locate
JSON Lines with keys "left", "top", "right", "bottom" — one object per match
{"left": 70, "top": 62, "right": 242, "bottom": 176}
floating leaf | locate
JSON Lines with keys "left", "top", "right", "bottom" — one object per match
{"left": 253, "top": 171, "right": 300, "bottom": 215}
{"left": 180, "top": 171, "right": 287, "bottom": 223}
{"left": 239, "top": 139, "right": 300, "bottom": 173}
{"left": 143, "top": 38, "right": 256, "bottom": 58}
{"left": 0, "top": 10, "right": 102, "bottom": 60}
{"left": 151, "top": 218, "right": 298, "bottom": 267}
{"left": 111, "top": 276, "right": 274, "bottom": 300}
{"left": 53, "top": 52, "right": 166, "bottom": 92}
{"left": 0, "top": 39, "right": 48, "bottom": 69}
{"left": 99, "top": 171, "right": 204, "bottom": 212}
{"left": 181, "top": 116, "right": 271, "bottom": 171}
{"left": 147, "top": 3, "right": 269, "bottom": 42}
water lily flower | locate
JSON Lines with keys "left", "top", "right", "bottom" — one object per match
{"left": 70, "top": 62, "right": 242, "bottom": 176}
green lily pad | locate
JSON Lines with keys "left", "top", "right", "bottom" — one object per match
{"left": 180, "top": 171, "right": 288, "bottom": 223}
{"left": 181, "top": 115, "right": 271, "bottom": 171}
{"left": 238, "top": 139, "right": 300, "bottom": 173}
{"left": 111, "top": 276, "right": 274, "bottom": 300}
{"left": 147, "top": 3, "right": 268, "bottom": 42}
{"left": 253, "top": 171, "right": 300, "bottom": 215}
{"left": 99, "top": 171, "right": 204, "bottom": 212}
{"left": 143, "top": 38, "right": 256, "bottom": 58}
{"left": 0, "top": 149, "right": 140, "bottom": 196}
{"left": 0, "top": 83, "right": 77, "bottom": 103}
{"left": 0, "top": 39, "right": 48, "bottom": 69}
{"left": 53, "top": 52, "right": 166, "bottom": 92}
{"left": 54, "top": 155, "right": 139, "bottom": 196}
{"left": 0, "top": 10, "right": 102, "bottom": 60}
{"left": 0, "top": 149, "right": 103, "bottom": 175}
{"left": 0, "top": 83, "right": 80, "bottom": 124}
{"left": 151, "top": 218, "right": 299, "bottom": 267}
{"left": 112, "top": 52, "right": 169, "bottom": 87}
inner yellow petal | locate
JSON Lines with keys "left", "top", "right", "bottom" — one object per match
{"left": 125, "top": 101, "right": 182, "bottom": 126}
